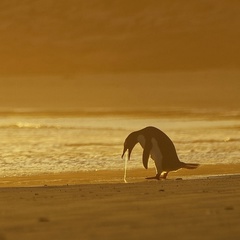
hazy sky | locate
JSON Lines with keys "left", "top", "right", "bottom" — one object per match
{"left": 1, "top": 0, "right": 240, "bottom": 74}
{"left": 0, "top": 1, "right": 239, "bottom": 111}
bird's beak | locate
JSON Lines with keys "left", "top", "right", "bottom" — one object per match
{"left": 122, "top": 147, "right": 132, "bottom": 161}
{"left": 121, "top": 146, "right": 127, "bottom": 159}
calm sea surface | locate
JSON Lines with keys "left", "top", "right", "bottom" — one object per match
{"left": 0, "top": 113, "right": 239, "bottom": 177}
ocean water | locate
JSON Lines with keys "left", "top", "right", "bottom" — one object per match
{"left": 0, "top": 113, "right": 239, "bottom": 177}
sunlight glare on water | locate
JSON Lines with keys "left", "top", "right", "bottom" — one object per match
{"left": 0, "top": 114, "right": 239, "bottom": 177}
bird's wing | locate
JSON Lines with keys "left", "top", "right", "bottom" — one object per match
{"left": 142, "top": 140, "right": 152, "bottom": 169}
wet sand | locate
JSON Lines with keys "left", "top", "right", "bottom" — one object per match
{"left": 0, "top": 165, "right": 240, "bottom": 240}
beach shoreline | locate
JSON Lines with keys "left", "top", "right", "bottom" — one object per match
{"left": 1, "top": 163, "right": 240, "bottom": 187}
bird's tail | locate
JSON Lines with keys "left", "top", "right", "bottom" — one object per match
{"left": 181, "top": 162, "right": 199, "bottom": 169}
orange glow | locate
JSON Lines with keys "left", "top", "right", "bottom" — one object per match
{"left": 0, "top": 1, "right": 239, "bottom": 111}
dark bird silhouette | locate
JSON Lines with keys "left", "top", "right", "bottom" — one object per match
{"left": 122, "top": 126, "right": 199, "bottom": 179}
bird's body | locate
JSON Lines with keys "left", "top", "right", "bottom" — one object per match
{"left": 122, "top": 126, "right": 199, "bottom": 179}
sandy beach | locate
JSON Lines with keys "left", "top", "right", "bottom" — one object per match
{"left": 0, "top": 165, "right": 240, "bottom": 240}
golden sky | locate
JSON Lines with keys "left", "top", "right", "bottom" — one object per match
{"left": 1, "top": 0, "right": 240, "bottom": 74}
{"left": 0, "top": 0, "right": 239, "bottom": 111}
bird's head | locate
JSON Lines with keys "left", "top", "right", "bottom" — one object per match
{"left": 121, "top": 131, "right": 138, "bottom": 160}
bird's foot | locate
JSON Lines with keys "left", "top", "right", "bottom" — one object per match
{"left": 146, "top": 174, "right": 160, "bottom": 180}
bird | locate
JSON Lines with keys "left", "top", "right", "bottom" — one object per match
{"left": 121, "top": 126, "right": 199, "bottom": 179}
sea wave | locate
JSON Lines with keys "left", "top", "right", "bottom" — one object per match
{"left": 0, "top": 123, "right": 124, "bottom": 131}
{"left": 0, "top": 108, "right": 240, "bottom": 119}
{"left": 176, "top": 138, "right": 240, "bottom": 144}
{"left": 65, "top": 143, "right": 121, "bottom": 147}
{"left": 0, "top": 113, "right": 239, "bottom": 177}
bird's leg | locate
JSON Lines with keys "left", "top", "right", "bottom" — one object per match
{"left": 160, "top": 172, "right": 169, "bottom": 179}
{"left": 155, "top": 173, "right": 160, "bottom": 179}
